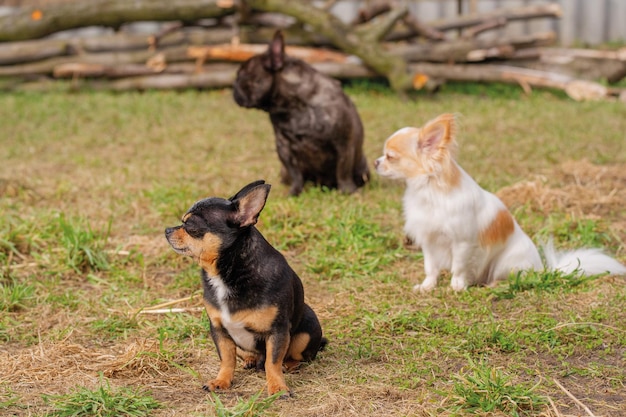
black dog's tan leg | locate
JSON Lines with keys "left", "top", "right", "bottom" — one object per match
{"left": 204, "top": 301, "right": 236, "bottom": 391}
{"left": 206, "top": 337, "right": 237, "bottom": 391}
{"left": 237, "top": 348, "right": 263, "bottom": 370}
{"left": 285, "top": 332, "right": 311, "bottom": 370}
{"left": 265, "top": 333, "right": 290, "bottom": 396}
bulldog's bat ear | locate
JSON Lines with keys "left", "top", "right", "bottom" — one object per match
{"left": 268, "top": 30, "right": 285, "bottom": 71}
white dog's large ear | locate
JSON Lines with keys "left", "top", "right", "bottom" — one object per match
{"left": 268, "top": 30, "right": 285, "bottom": 71}
{"left": 418, "top": 113, "right": 456, "bottom": 156}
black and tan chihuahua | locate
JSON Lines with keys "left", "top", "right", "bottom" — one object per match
{"left": 165, "top": 180, "right": 326, "bottom": 397}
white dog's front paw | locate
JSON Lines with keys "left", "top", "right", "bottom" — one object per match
{"left": 450, "top": 276, "right": 468, "bottom": 291}
{"left": 413, "top": 281, "right": 436, "bottom": 292}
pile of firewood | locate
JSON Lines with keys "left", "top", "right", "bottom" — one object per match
{"left": 0, "top": 0, "right": 624, "bottom": 101}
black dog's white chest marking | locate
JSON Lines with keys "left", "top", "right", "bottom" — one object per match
{"left": 208, "top": 275, "right": 257, "bottom": 352}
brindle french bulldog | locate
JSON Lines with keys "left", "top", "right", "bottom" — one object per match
{"left": 233, "top": 31, "right": 370, "bottom": 196}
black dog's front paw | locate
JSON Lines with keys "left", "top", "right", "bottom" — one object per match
{"left": 338, "top": 181, "right": 358, "bottom": 194}
{"left": 288, "top": 184, "right": 304, "bottom": 196}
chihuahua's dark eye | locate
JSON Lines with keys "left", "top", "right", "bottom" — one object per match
{"left": 184, "top": 224, "right": 204, "bottom": 239}
{"left": 186, "top": 226, "right": 198, "bottom": 234}
{"left": 182, "top": 216, "right": 204, "bottom": 238}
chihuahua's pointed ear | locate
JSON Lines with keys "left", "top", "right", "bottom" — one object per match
{"left": 268, "top": 30, "right": 285, "bottom": 71}
{"left": 230, "top": 182, "right": 271, "bottom": 228}
{"left": 229, "top": 180, "right": 267, "bottom": 201}
{"left": 418, "top": 113, "right": 456, "bottom": 156}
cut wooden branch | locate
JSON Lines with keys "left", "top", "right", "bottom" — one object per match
{"left": 429, "top": 3, "right": 562, "bottom": 32}
{"left": 386, "top": 4, "right": 559, "bottom": 42}
{"left": 400, "top": 14, "right": 446, "bottom": 41}
{"left": 147, "top": 20, "right": 227, "bottom": 49}
{"left": 104, "top": 63, "right": 238, "bottom": 91}
{"left": 188, "top": 43, "right": 353, "bottom": 64}
{"left": 408, "top": 62, "right": 618, "bottom": 101}
{"left": 388, "top": 32, "right": 555, "bottom": 63}
{"left": 53, "top": 62, "right": 203, "bottom": 79}
{"left": 0, "top": 28, "right": 235, "bottom": 66}
{"left": 462, "top": 16, "right": 507, "bottom": 39}
{"left": 0, "top": 0, "right": 237, "bottom": 42}
{"left": 53, "top": 62, "right": 163, "bottom": 78}
{"left": 0, "top": 38, "right": 70, "bottom": 65}
{"left": 354, "top": 5, "right": 409, "bottom": 43}
{"left": 311, "top": 61, "right": 377, "bottom": 79}
{"left": 241, "top": 12, "right": 297, "bottom": 28}
{"left": 351, "top": 1, "right": 392, "bottom": 25}
{"left": 0, "top": 45, "right": 189, "bottom": 77}
{"left": 509, "top": 47, "right": 626, "bottom": 83}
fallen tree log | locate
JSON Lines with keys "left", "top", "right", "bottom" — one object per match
{"left": 104, "top": 64, "right": 238, "bottom": 91}
{"left": 0, "top": 28, "right": 234, "bottom": 65}
{"left": 386, "top": 3, "right": 561, "bottom": 41}
{"left": 509, "top": 47, "right": 626, "bottom": 83}
{"left": 0, "top": 38, "right": 69, "bottom": 65}
{"left": 388, "top": 31, "right": 556, "bottom": 63}
{"left": 0, "top": 0, "right": 236, "bottom": 42}
{"left": 429, "top": 3, "right": 562, "bottom": 32}
{"left": 408, "top": 63, "right": 617, "bottom": 101}
{"left": 0, "top": 45, "right": 189, "bottom": 76}
{"left": 188, "top": 43, "right": 353, "bottom": 64}
{"left": 53, "top": 62, "right": 163, "bottom": 78}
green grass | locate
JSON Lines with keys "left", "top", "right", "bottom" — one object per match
{"left": 0, "top": 84, "right": 625, "bottom": 416}
{"left": 0, "top": 276, "right": 34, "bottom": 312}
{"left": 490, "top": 269, "right": 598, "bottom": 300}
{"left": 57, "top": 213, "right": 111, "bottom": 273}
{"left": 43, "top": 377, "right": 160, "bottom": 417}
{"left": 450, "top": 360, "right": 546, "bottom": 416}
{"left": 209, "top": 390, "right": 283, "bottom": 417}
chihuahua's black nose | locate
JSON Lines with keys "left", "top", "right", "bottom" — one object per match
{"left": 165, "top": 227, "right": 175, "bottom": 237}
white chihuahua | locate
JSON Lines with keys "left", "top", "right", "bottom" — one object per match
{"left": 375, "top": 113, "right": 626, "bottom": 291}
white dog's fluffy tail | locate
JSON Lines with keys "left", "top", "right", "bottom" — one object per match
{"left": 542, "top": 240, "right": 626, "bottom": 276}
